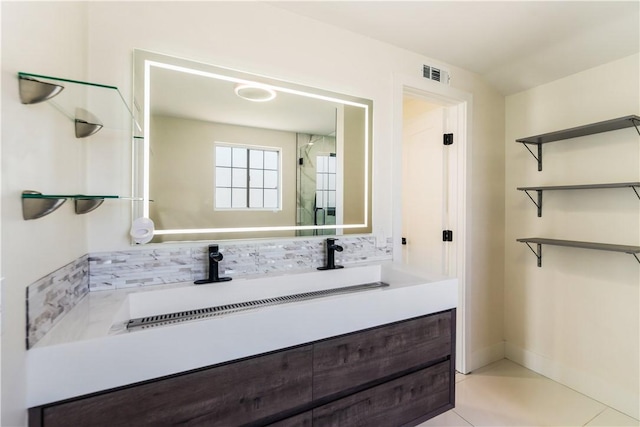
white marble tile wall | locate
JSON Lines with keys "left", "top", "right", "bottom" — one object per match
{"left": 26, "top": 255, "right": 89, "bottom": 349}
{"left": 27, "top": 236, "right": 393, "bottom": 347}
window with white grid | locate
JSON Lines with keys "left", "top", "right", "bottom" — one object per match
{"left": 215, "top": 144, "right": 280, "bottom": 210}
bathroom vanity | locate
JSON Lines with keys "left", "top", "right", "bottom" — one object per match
{"left": 27, "top": 263, "right": 457, "bottom": 427}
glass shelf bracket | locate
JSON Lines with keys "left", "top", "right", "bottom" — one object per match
{"left": 22, "top": 191, "right": 140, "bottom": 220}
{"left": 516, "top": 115, "right": 640, "bottom": 171}
{"left": 18, "top": 72, "right": 141, "bottom": 138}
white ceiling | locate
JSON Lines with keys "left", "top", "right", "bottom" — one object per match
{"left": 270, "top": 1, "right": 640, "bottom": 95}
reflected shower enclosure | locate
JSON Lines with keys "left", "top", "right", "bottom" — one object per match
{"left": 296, "top": 134, "right": 338, "bottom": 236}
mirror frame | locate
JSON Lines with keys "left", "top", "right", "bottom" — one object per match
{"left": 132, "top": 49, "right": 373, "bottom": 240}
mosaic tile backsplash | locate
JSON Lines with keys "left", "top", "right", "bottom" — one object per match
{"left": 27, "top": 236, "right": 392, "bottom": 348}
{"left": 89, "top": 236, "right": 392, "bottom": 291}
{"left": 26, "top": 255, "right": 89, "bottom": 349}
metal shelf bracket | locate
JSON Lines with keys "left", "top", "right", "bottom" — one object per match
{"left": 522, "top": 190, "right": 543, "bottom": 217}
{"left": 522, "top": 143, "right": 542, "bottom": 171}
{"left": 523, "top": 242, "right": 543, "bottom": 267}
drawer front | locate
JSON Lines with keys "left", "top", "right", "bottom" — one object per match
{"left": 312, "top": 360, "right": 451, "bottom": 427}
{"left": 313, "top": 311, "right": 452, "bottom": 399}
{"left": 42, "top": 346, "right": 313, "bottom": 427}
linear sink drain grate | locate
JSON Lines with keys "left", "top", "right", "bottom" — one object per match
{"left": 126, "top": 281, "right": 389, "bottom": 331}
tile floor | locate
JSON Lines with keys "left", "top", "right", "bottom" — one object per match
{"left": 418, "top": 359, "right": 639, "bottom": 427}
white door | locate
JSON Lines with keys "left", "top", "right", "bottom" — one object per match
{"left": 402, "top": 96, "right": 455, "bottom": 276}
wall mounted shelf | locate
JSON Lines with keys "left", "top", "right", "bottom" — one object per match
{"left": 518, "top": 182, "right": 640, "bottom": 217}
{"left": 22, "top": 191, "right": 140, "bottom": 220}
{"left": 517, "top": 238, "right": 640, "bottom": 267}
{"left": 18, "top": 72, "right": 141, "bottom": 138}
{"left": 516, "top": 115, "right": 640, "bottom": 171}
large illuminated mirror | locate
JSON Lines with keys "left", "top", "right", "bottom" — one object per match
{"left": 132, "top": 49, "right": 372, "bottom": 242}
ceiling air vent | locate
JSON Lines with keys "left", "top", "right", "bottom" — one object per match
{"left": 422, "top": 64, "right": 450, "bottom": 85}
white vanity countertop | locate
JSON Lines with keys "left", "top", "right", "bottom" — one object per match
{"left": 27, "top": 262, "right": 457, "bottom": 407}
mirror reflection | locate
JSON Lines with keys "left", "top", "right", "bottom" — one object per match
{"left": 133, "top": 49, "right": 372, "bottom": 242}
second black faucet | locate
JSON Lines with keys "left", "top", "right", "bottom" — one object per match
{"left": 195, "top": 244, "right": 232, "bottom": 284}
{"left": 318, "top": 238, "right": 344, "bottom": 270}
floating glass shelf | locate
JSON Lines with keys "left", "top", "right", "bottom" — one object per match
{"left": 22, "top": 191, "right": 141, "bottom": 220}
{"left": 18, "top": 72, "right": 141, "bottom": 137}
{"left": 517, "top": 237, "right": 640, "bottom": 267}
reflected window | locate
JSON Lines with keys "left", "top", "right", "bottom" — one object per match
{"left": 215, "top": 143, "right": 280, "bottom": 209}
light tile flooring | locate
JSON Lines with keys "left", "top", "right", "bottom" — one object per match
{"left": 418, "top": 359, "right": 639, "bottom": 427}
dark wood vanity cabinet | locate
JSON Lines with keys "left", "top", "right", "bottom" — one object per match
{"left": 30, "top": 309, "right": 455, "bottom": 427}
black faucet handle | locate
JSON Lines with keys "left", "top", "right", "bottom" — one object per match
{"left": 327, "top": 238, "right": 343, "bottom": 251}
{"left": 208, "top": 244, "right": 223, "bottom": 261}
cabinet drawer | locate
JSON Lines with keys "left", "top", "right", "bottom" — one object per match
{"left": 40, "top": 346, "right": 312, "bottom": 427}
{"left": 312, "top": 360, "right": 452, "bottom": 427}
{"left": 313, "top": 311, "right": 452, "bottom": 399}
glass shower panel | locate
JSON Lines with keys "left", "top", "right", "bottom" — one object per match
{"left": 296, "top": 133, "right": 337, "bottom": 236}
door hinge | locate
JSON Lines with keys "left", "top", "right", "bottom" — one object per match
{"left": 443, "top": 133, "right": 453, "bottom": 145}
{"left": 401, "top": 237, "right": 407, "bottom": 245}
{"left": 443, "top": 230, "right": 453, "bottom": 242}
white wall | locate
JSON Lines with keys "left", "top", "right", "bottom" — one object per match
{"left": 1, "top": 2, "right": 506, "bottom": 425}
{"left": 1, "top": 3, "right": 89, "bottom": 425}
{"left": 504, "top": 53, "right": 640, "bottom": 418}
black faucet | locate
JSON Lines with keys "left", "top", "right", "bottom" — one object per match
{"left": 318, "top": 238, "right": 344, "bottom": 270}
{"left": 195, "top": 244, "right": 232, "bottom": 284}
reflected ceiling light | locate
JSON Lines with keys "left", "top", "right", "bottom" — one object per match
{"left": 234, "top": 83, "right": 277, "bottom": 102}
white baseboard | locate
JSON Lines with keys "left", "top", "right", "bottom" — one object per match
{"left": 505, "top": 342, "right": 639, "bottom": 420}
{"left": 463, "top": 340, "right": 505, "bottom": 373}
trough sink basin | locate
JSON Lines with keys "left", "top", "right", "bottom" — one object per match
{"left": 127, "top": 280, "right": 389, "bottom": 331}
{"left": 118, "top": 265, "right": 386, "bottom": 331}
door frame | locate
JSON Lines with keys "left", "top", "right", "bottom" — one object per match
{"left": 392, "top": 73, "right": 473, "bottom": 374}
